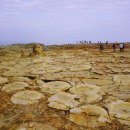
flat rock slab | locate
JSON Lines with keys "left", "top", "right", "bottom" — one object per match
{"left": 69, "top": 64, "right": 91, "bottom": 72}
{"left": 48, "top": 92, "right": 79, "bottom": 110}
{"left": 113, "top": 75, "right": 130, "bottom": 85}
{"left": 108, "top": 100, "right": 130, "bottom": 126}
{"left": 69, "top": 105, "right": 110, "bottom": 128}
{"left": 12, "top": 122, "right": 57, "bottom": 130}
{"left": 83, "top": 79, "right": 113, "bottom": 86}
{"left": 39, "top": 81, "right": 71, "bottom": 94}
{"left": 2, "top": 82, "right": 29, "bottom": 93}
{"left": 70, "top": 83, "right": 104, "bottom": 103}
{"left": 11, "top": 90, "right": 44, "bottom": 105}
{"left": 0, "top": 77, "right": 8, "bottom": 84}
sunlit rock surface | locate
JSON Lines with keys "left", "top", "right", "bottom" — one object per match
{"left": 69, "top": 105, "right": 110, "bottom": 128}
{"left": 11, "top": 90, "right": 44, "bottom": 105}
{"left": 70, "top": 83, "right": 104, "bottom": 103}
{"left": 39, "top": 81, "right": 71, "bottom": 94}
{"left": 48, "top": 92, "right": 79, "bottom": 110}
{"left": 2, "top": 82, "right": 29, "bottom": 93}
{"left": 108, "top": 100, "right": 130, "bottom": 126}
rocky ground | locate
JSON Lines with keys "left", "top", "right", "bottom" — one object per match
{"left": 0, "top": 43, "right": 130, "bottom": 130}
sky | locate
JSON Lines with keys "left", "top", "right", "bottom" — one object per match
{"left": 0, "top": 0, "right": 130, "bottom": 45}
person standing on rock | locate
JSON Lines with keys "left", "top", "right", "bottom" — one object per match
{"left": 119, "top": 43, "right": 124, "bottom": 52}
{"left": 99, "top": 41, "right": 104, "bottom": 53}
{"left": 112, "top": 43, "right": 116, "bottom": 52}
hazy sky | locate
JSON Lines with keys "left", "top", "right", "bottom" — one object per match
{"left": 0, "top": 0, "right": 130, "bottom": 44}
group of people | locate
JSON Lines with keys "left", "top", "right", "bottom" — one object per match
{"left": 99, "top": 42, "right": 125, "bottom": 53}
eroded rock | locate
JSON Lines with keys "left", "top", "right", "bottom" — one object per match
{"left": 11, "top": 90, "right": 44, "bottom": 105}
{"left": 69, "top": 105, "right": 110, "bottom": 128}
{"left": 108, "top": 100, "right": 130, "bottom": 126}
{"left": 48, "top": 92, "right": 79, "bottom": 110}
{"left": 2, "top": 82, "right": 29, "bottom": 93}
{"left": 70, "top": 83, "right": 105, "bottom": 103}
{"left": 39, "top": 81, "right": 71, "bottom": 94}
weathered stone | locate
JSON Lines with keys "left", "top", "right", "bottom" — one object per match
{"left": 83, "top": 79, "right": 113, "bottom": 86}
{"left": 2, "top": 82, "right": 29, "bottom": 93}
{"left": 108, "top": 100, "right": 130, "bottom": 125}
{"left": 69, "top": 105, "right": 110, "bottom": 128}
{"left": 0, "top": 77, "right": 8, "bottom": 84}
{"left": 30, "top": 44, "right": 45, "bottom": 56}
{"left": 70, "top": 83, "right": 104, "bottom": 103}
{"left": 113, "top": 75, "right": 130, "bottom": 85}
{"left": 48, "top": 92, "right": 79, "bottom": 110}
{"left": 11, "top": 90, "right": 44, "bottom": 105}
{"left": 39, "top": 81, "right": 71, "bottom": 94}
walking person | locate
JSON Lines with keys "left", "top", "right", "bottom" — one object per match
{"left": 112, "top": 43, "right": 116, "bottom": 52}
{"left": 119, "top": 43, "right": 124, "bottom": 52}
{"left": 99, "top": 41, "right": 104, "bottom": 53}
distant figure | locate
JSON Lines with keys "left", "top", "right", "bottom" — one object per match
{"left": 89, "top": 41, "right": 91, "bottom": 44}
{"left": 123, "top": 42, "right": 125, "bottom": 52}
{"left": 112, "top": 43, "right": 116, "bottom": 52}
{"left": 99, "top": 41, "right": 104, "bottom": 53}
{"left": 119, "top": 43, "right": 124, "bottom": 52}
{"left": 106, "top": 41, "right": 108, "bottom": 45}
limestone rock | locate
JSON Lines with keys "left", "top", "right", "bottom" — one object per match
{"left": 108, "top": 100, "right": 130, "bottom": 126}
{"left": 39, "top": 81, "right": 71, "bottom": 94}
{"left": 70, "top": 83, "right": 104, "bottom": 103}
{"left": 0, "top": 77, "right": 8, "bottom": 84}
{"left": 11, "top": 90, "right": 44, "bottom": 105}
{"left": 48, "top": 92, "right": 79, "bottom": 110}
{"left": 14, "top": 122, "right": 57, "bottom": 130}
{"left": 2, "top": 82, "right": 29, "bottom": 93}
{"left": 69, "top": 105, "right": 110, "bottom": 128}
{"left": 113, "top": 75, "right": 130, "bottom": 85}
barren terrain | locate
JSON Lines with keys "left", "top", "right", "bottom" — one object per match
{"left": 0, "top": 43, "right": 130, "bottom": 130}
